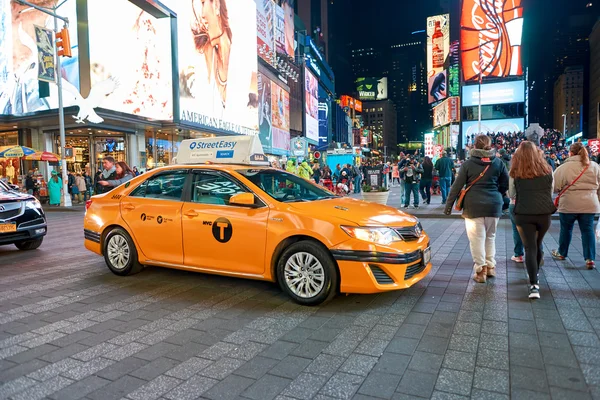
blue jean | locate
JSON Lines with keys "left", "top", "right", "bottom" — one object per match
{"left": 509, "top": 205, "right": 524, "bottom": 257}
{"left": 404, "top": 182, "right": 419, "bottom": 207}
{"left": 354, "top": 175, "right": 361, "bottom": 193}
{"left": 439, "top": 177, "right": 452, "bottom": 203}
{"left": 558, "top": 213, "right": 596, "bottom": 260}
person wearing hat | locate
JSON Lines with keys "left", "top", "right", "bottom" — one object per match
{"left": 48, "top": 170, "right": 62, "bottom": 206}
{"left": 498, "top": 148, "right": 511, "bottom": 170}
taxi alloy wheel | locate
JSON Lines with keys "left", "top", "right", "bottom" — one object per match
{"left": 103, "top": 228, "right": 143, "bottom": 276}
{"left": 277, "top": 241, "right": 338, "bottom": 306}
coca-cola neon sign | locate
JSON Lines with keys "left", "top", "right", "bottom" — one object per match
{"left": 460, "top": 0, "right": 524, "bottom": 81}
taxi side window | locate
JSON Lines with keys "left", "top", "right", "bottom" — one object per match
{"left": 130, "top": 172, "right": 187, "bottom": 201}
{"left": 192, "top": 173, "right": 247, "bottom": 206}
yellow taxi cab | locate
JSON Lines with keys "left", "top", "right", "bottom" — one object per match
{"left": 84, "top": 136, "right": 431, "bottom": 305}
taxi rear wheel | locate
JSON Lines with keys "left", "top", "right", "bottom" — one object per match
{"left": 103, "top": 228, "right": 143, "bottom": 276}
{"left": 277, "top": 241, "right": 338, "bottom": 306}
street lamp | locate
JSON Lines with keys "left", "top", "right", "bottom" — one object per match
{"left": 13, "top": 0, "right": 71, "bottom": 207}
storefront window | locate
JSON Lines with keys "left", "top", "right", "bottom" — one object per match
{"left": 0, "top": 131, "right": 20, "bottom": 184}
{"left": 54, "top": 131, "right": 126, "bottom": 174}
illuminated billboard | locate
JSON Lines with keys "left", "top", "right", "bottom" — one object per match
{"left": 428, "top": 70, "right": 447, "bottom": 104}
{"left": 318, "top": 102, "right": 328, "bottom": 148}
{"left": 178, "top": 0, "right": 258, "bottom": 135}
{"left": 257, "top": 0, "right": 275, "bottom": 65}
{"left": 88, "top": 0, "right": 172, "bottom": 120}
{"left": 427, "top": 14, "right": 450, "bottom": 80}
{"left": 461, "top": 0, "right": 524, "bottom": 81}
{"left": 433, "top": 97, "right": 460, "bottom": 128}
{"left": 282, "top": 0, "right": 295, "bottom": 57}
{"left": 305, "top": 67, "right": 319, "bottom": 143}
{"left": 462, "top": 81, "right": 525, "bottom": 107}
{"left": 271, "top": 81, "right": 290, "bottom": 153}
{"left": 462, "top": 118, "right": 524, "bottom": 139}
{"left": 258, "top": 72, "right": 272, "bottom": 151}
{"left": 0, "top": 0, "right": 79, "bottom": 115}
{"left": 274, "top": 3, "right": 285, "bottom": 55}
{"left": 355, "top": 77, "right": 388, "bottom": 101}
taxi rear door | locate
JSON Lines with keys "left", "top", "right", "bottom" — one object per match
{"left": 181, "top": 170, "right": 269, "bottom": 275}
{"left": 120, "top": 169, "right": 188, "bottom": 264}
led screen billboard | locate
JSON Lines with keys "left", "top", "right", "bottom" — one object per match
{"left": 462, "top": 118, "right": 525, "bottom": 141}
{"left": 178, "top": 0, "right": 258, "bottom": 135}
{"left": 271, "top": 81, "right": 290, "bottom": 153}
{"left": 427, "top": 14, "right": 450, "bottom": 80}
{"left": 88, "top": 0, "right": 172, "bottom": 120}
{"left": 355, "top": 77, "right": 388, "bottom": 101}
{"left": 428, "top": 70, "right": 447, "bottom": 104}
{"left": 462, "top": 80, "right": 525, "bottom": 107}
{"left": 305, "top": 67, "right": 319, "bottom": 143}
{"left": 274, "top": 3, "right": 285, "bottom": 55}
{"left": 257, "top": 72, "right": 272, "bottom": 152}
{"left": 281, "top": 0, "right": 295, "bottom": 57}
{"left": 257, "top": 0, "right": 274, "bottom": 65}
{"left": 318, "top": 102, "right": 328, "bottom": 149}
{"left": 0, "top": 0, "right": 79, "bottom": 115}
{"left": 461, "top": 0, "right": 524, "bottom": 81}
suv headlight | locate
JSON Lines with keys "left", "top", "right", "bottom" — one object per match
{"left": 26, "top": 199, "right": 42, "bottom": 210}
{"left": 341, "top": 226, "right": 402, "bottom": 245}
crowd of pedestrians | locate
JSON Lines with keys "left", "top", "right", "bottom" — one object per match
{"left": 446, "top": 133, "right": 600, "bottom": 300}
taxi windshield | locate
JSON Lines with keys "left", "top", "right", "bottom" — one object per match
{"left": 237, "top": 169, "right": 336, "bottom": 203}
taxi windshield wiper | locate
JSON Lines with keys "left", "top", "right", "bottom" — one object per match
{"left": 283, "top": 198, "right": 311, "bottom": 203}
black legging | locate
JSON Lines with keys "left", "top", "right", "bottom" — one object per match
{"left": 420, "top": 179, "right": 432, "bottom": 204}
{"left": 514, "top": 214, "right": 552, "bottom": 285}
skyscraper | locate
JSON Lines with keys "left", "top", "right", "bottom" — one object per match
{"left": 296, "top": 0, "right": 329, "bottom": 61}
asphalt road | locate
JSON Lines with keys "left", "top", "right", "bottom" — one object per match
{"left": 1, "top": 212, "right": 600, "bottom": 399}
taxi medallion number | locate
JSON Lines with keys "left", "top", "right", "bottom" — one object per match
{"left": 0, "top": 223, "right": 17, "bottom": 233}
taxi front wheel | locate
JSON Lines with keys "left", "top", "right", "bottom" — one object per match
{"left": 103, "top": 228, "right": 143, "bottom": 276}
{"left": 277, "top": 241, "right": 338, "bottom": 306}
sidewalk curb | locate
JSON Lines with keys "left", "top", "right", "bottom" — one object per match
{"left": 43, "top": 207, "right": 85, "bottom": 213}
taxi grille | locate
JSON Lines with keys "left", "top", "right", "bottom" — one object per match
{"left": 394, "top": 225, "right": 421, "bottom": 241}
{"left": 405, "top": 261, "right": 426, "bottom": 280}
{"left": 369, "top": 265, "right": 394, "bottom": 285}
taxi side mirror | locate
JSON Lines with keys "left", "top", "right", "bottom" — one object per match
{"left": 230, "top": 193, "right": 256, "bottom": 207}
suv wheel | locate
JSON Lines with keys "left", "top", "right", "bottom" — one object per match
{"left": 14, "top": 238, "right": 43, "bottom": 251}
{"left": 277, "top": 241, "right": 338, "bottom": 306}
{"left": 103, "top": 228, "right": 143, "bottom": 276}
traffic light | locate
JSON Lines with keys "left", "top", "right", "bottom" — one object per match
{"left": 55, "top": 28, "right": 72, "bottom": 58}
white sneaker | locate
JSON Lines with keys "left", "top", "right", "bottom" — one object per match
{"left": 528, "top": 285, "right": 540, "bottom": 299}
{"left": 511, "top": 255, "right": 524, "bottom": 263}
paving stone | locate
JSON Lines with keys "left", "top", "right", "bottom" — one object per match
{"left": 164, "top": 375, "right": 218, "bottom": 400}
{"left": 269, "top": 355, "right": 312, "bottom": 379}
{"left": 396, "top": 370, "right": 437, "bottom": 398}
{"left": 408, "top": 350, "right": 444, "bottom": 373}
{"left": 11, "top": 375, "right": 74, "bottom": 400}
{"left": 435, "top": 368, "right": 473, "bottom": 396}
{"left": 199, "top": 357, "right": 245, "bottom": 380}
{"left": 201, "top": 374, "right": 256, "bottom": 400}
{"left": 48, "top": 375, "right": 110, "bottom": 400}
{"left": 338, "top": 353, "right": 378, "bottom": 376}
{"left": 418, "top": 335, "right": 450, "bottom": 354}
{"left": 304, "top": 353, "right": 345, "bottom": 377}
{"left": 510, "top": 365, "right": 549, "bottom": 393}
{"left": 261, "top": 340, "right": 300, "bottom": 360}
{"left": 320, "top": 371, "right": 364, "bottom": 399}
{"left": 477, "top": 348, "right": 509, "bottom": 370}
{"left": 386, "top": 337, "right": 420, "bottom": 355}
{"left": 549, "top": 386, "right": 593, "bottom": 400}
{"left": 130, "top": 357, "right": 181, "bottom": 381}
{"left": 233, "top": 356, "right": 279, "bottom": 380}
{"left": 541, "top": 345, "right": 579, "bottom": 368}
{"left": 126, "top": 375, "right": 182, "bottom": 400}
{"left": 96, "top": 356, "right": 148, "bottom": 381}
{"left": 242, "top": 374, "right": 291, "bottom": 400}
{"left": 357, "top": 371, "right": 402, "bottom": 398}
{"left": 281, "top": 373, "right": 328, "bottom": 400}
{"left": 473, "top": 367, "right": 509, "bottom": 394}
{"left": 443, "top": 350, "right": 476, "bottom": 372}
{"left": 545, "top": 365, "right": 588, "bottom": 392}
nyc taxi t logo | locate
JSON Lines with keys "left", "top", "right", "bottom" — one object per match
{"left": 208, "top": 218, "right": 232, "bottom": 243}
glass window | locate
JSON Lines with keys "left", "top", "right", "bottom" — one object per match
{"left": 237, "top": 169, "right": 335, "bottom": 203}
{"left": 130, "top": 171, "right": 187, "bottom": 201}
{"left": 190, "top": 172, "right": 248, "bottom": 206}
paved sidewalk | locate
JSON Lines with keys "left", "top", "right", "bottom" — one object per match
{"left": 1, "top": 213, "right": 600, "bottom": 399}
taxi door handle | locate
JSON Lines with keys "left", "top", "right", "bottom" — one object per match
{"left": 123, "top": 203, "right": 135, "bottom": 211}
{"left": 184, "top": 210, "right": 199, "bottom": 218}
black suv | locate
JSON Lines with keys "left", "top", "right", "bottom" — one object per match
{"left": 0, "top": 180, "right": 47, "bottom": 250}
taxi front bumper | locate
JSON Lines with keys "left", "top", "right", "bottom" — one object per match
{"left": 331, "top": 244, "right": 432, "bottom": 294}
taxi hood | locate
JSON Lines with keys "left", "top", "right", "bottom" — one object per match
{"left": 288, "top": 197, "right": 419, "bottom": 227}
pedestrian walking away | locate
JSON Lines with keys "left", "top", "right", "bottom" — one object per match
{"left": 435, "top": 151, "right": 454, "bottom": 204}
{"left": 552, "top": 142, "right": 600, "bottom": 269}
{"left": 510, "top": 141, "right": 556, "bottom": 299}
{"left": 420, "top": 156, "right": 434, "bottom": 205}
{"left": 445, "top": 134, "right": 509, "bottom": 283}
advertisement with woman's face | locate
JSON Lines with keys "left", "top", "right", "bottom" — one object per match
{"left": 281, "top": 0, "right": 294, "bottom": 57}
{"left": 304, "top": 68, "right": 319, "bottom": 143}
{"left": 88, "top": 0, "right": 173, "bottom": 120}
{"left": 0, "top": 0, "right": 79, "bottom": 116}
{"left": 178, "top": 0, "right": 259, "bottom": 136}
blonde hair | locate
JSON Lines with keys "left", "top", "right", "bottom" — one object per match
{"left": 570, "top": 142, "right": 590, "bottom": 166}
{"left": 474, "top": 135, "right": 492, "bottom": 150}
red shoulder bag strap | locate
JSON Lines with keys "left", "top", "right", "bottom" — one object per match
{"left": 464, "top": 165, "right": 490, "bottom": 194}
{"left": 556, "top": 165, "right": 590, "bottom": 202}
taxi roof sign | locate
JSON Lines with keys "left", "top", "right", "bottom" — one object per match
{"left": 176, "top": 136, "right": 269, "bottom": 166}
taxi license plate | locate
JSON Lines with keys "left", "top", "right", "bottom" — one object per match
{"left": 0, "top": 223, "right": 17, "bottom": 233}
{"left": 423, "top": 247, "right": 431, "bottom": 265}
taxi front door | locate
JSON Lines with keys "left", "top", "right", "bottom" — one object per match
{"left": 120, "top": 170, "right": 187, "bottom": 265}
{"left": 181, "top": 171, "right": 269, "bottom": 275}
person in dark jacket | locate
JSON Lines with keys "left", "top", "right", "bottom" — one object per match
{"left": 509, "top": 141, "right": 556, "bottom": 299}
{"left": 25, "top": 171, "right": 36, "bottom": 195}
{"left": 420, "top": 156, "right": 434, "bottom": 205}
{"left": 435, "top": 151, "right": 454, "bottom": 204}
{"left": 95, "top": 157, "right": 118, "bottom": 194}
{"left": 445, "top": 135, "right": 509, "bottom": 283}
{"left": 403, "top": 158, "right": 424, "bottom": 208}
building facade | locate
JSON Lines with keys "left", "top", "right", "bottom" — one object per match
{"left": 362, "top": 100, "right": 397, "bottom": 160}
{"left": 554, "top": 66, "right": 585, "bottom": 136}
{"left": 590, "top": 21, "right": 600, "bottom": 138}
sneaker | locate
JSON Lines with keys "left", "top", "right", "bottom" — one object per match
{"left": 414, "top": 205, "right": 419, "bottom": 209}
{"left": 511, "top": 255, "right": 524, "bottom": 263}
{"left": 528, "top": 285, "right": 540, "bottom": 299}
{"left": 401, "top": 205, "right": 408, "bottom": 208}
{"left": 551, "top": 250, "right": 566, "bottom": 260}
{"left": 586, "top": 260, "right": 595, "bottom": 270}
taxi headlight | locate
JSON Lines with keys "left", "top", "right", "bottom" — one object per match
{"left": 341, "top": 226, "right": 403, "bottom": 245}
{"left": 26, "top": 199, "right": 42, "bottom": 210}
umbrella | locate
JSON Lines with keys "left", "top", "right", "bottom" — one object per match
{"left": 0, "top": 146, "right": 37, "bottom": 158}
{"left": 25, "top": 151, "right": 60, "bottom": 162}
